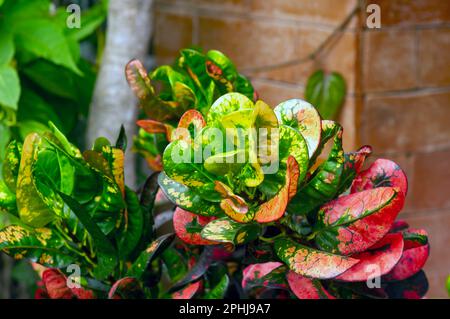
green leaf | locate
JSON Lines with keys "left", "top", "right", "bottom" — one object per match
{"left": 201, "top": 217, "right": 261, "bottom": 245}
{"left": 235, "top": 74, "right": 255, "bottom": 101}
{"left": 0, "top": 225, "right": 75, "bottom": 267}
{"left": 162, "top": 248, "right": 188, "bottom": 283}
{"left": 305, "top": 70, "right": 346, "bottom": 120}
{"left": 117, "top": 186, "right": 143, "bottom": 260}
{"left": 158, "top": 172, "right": 222, "bottom": 216}
{"left": 279, "top": 124, "right": 309, "bottom": 184}
{"left": 127, "top": 233, "right": 175, "bottom": 280}
{"left": 0, "top": 177, "right": 16, "bottom": 213}
{"left": 0, "top": 30, "right": 14, "bottom": 65}
{"left": 207, "top": 92, "right": 254, "bottom": 125}
{"left": 288, "top": 125, "right": 344, "bottom": 216}
{"left": 204, "top": 274, "right": 229, "bottom": 299}
{"left": 14, "top": 18, "right": 81, "bottom": 75}
{"left": 0, "top": 65, "right": 20, "bottom": 110}
{"left": 57, "top": 191, "right": 117, "bottom": 279}
{"left": 274, "top": 238, "right": 359, "bottom": 279}
{"left": 65, "top": 2, "right": 106, "bottom": 41}
{"left": 115, "top": 125, "right": 127, "bottom": 151}
{"left": 138, "top": 172, "right": 159, "bottom": 248}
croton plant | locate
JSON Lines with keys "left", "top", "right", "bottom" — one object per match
{"left": 125, "top": 48, "right": 255, "bottom": 171}
{"left": 157, "top": 92, "right": 430, "bottom": 299}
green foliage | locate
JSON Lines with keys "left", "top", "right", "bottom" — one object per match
{"left": 0, "top": 0, "right": 106, "bottom": 160}
{"left": 305, "top": 70, "right": 346, "bottom": 120}
{"left": 126, "top": 48, "right": 255, "bottom": 171}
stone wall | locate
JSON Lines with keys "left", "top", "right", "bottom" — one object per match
{"left": 153, "top": 0, "right": 450, "bottom": 297}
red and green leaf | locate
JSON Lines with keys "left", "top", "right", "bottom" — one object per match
{"left": 136, "top": 119, "right": 174, "bottom": 142}
{"left": 173, "top": 207, "right": 218, "bottom": 245}
{"left": 254, "top": 156, "right": 299, "bottom": 223}
{"left": 384, "top": 229, "right": 429, "bottom": 281}
{"left": 173, "top": 109, "right": 206, "bottom": 143}
{"left": 41, "top": 269, "right": 94, "bottom": 299}
{"left": 288, "top": 125, "right": 344, "bottom": 216}
{"left": 274, "top": 238, "right": 359, "bottom": 279}
{"left": 336, "top": 233, "right": 404, "bottom": 282}
{"left": 337, "top": 145, "right": 372, "bottom": 193}
{"left": 314, "top": 187, "right": 405, "bottom": 255}
{"left": 172, "top": 280, "right": 202, "bottom": 299}
{"left": 241, "top": 262, "right": 287, "bottom": 291}
{"left": 201, "top": 217, "right": 261, "bottom": 245}
{"left": 108, "top": 277, "right": 145, "bottom": 299}
{"left": 215, "top": 181, "right": 251, "bottom": 223}
{"left": 286, "top": 271, "right": 335, "bottom": 299}
{"left": 351, "top": 158, "right": 408, "bottom": 195}
{"left": 274, "top": 98, "right": 321, "bottom": 158}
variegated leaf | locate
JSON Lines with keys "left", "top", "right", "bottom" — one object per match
{"left": 201, "top": 217, "right": 261, "bottom": 245}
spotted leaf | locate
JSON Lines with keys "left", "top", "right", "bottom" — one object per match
{"left": 274, "top": 98, "right": 321, "bottom": 158}
{"left": 314, "top": 187, "right": 405, "bottom": 255}
{"left": 173, "top": 208, "right": 218, "bottom": 245}
{"left": 274, "top": 238, "right": 359, "bottom": 279}
{"left": 201, "top": 217, "right": 261, "bottom": 245}
{"left": 351, "top": 158, "right": 408, "bottom": 195}
{"left": 207, "top": 92, "right": 254, "bottom": 125}
{"left": 336, "top": 233, "right": 404, "bottom": 282}
{"left": 2, "top": 140, "right": 22, "bottom": 192}
{"left": 287, "top": 271, "right": 335, "bottom": 299}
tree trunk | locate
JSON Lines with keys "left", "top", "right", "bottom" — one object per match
{"left": 87, "top": 0, "right": 154, "bottom": 189}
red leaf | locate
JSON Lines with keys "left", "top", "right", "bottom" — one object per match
{"left": 390, "top": 220, "right": 409, "bottom": 233}
{"left": 241, "top": 262, "right": 285, "bottom": 290}
{"left": 351, "top": 159, "right": 408, "bottom": 195}
{"left": 254, "top": 156, "right": 299, "bottom": 223}
{"left": 173, "top": 109, "right": 206, "bottom": 143}
{"left": 336, "top": 233, "right": 404, "bottom": 282}
{"left": 172, "top": 281, "right": 202, "bottom": 299}
{"left": 315, "top": 187, "right": 405, "bottom": 255}
{"left": 286, "top": 271, "right": 335, "bottom": 299}
{"left": 41, "top": 269, "right": 94, "bottom": 299}
{"left": 136, "top": 119, "right": 173, "bottom": 141}
{"left": 173, "top": 207, "right": 218, "bottom": 245}
{"left": 384, "top": 229, "right": 429, "bottom": 281}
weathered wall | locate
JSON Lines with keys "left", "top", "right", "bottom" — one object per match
{"left": 153, "top": 0, "right": 450, "bottom": 297}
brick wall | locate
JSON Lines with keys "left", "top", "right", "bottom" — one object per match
{"left": 153, "top": 0, "right": 450, "bottom": 297}
{"left": 360, "top": 0, "right": 450, "bottom": 298}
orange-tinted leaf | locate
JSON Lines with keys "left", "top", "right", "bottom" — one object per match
{"left": 214, "top": 181, "right": 251, "bottom": 223}
{"left": 315, "top": 187, "right": 405, "bottom": 255}
{"left": 286, "top": 271, "right": 335, "bottom": 299}
{"left": 173, "top": 109, "right": 206, "bottom": 143}
{"left": 173, "top": 207, "right": 218, "bottom": 245}
{"left": 254, "top": 156, "right": 299, "bottom": 223}
{"left": 384, "top": 229, "right": 430, "bottom": 281}
{"left": 136, "top": 119, "right": 173, "bottom": 142}
{"left": 172, "top": 280, "right": 202, "bottom": 299}
{"left": 275, "top": 238, "right": 359, "bottom": 279}
{"left": 336, "top": 233, "right": 404, "bottom": 282}
{"left": 351, "top": 158, "right": 408, "bottom": 195}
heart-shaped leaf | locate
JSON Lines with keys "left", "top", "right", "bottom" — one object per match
{"left": 275, "top": 238, "right": 359, "bottom": 279}
{"left": 305, "top": 70, "right": 346, "bottom": 120}
{"left": 314, "top": 187, "right": 405, "bottom": 255}
{"left": 351, "top": 158, "right": 408, "bottom": 195}
{"left": 173, "top": 207, "right": 218, "bottom": 245}
{"left": 384, "top": 229, "right": 429, "bottom": 281}
{"left": 274, "top": 98, "right": 321, "bottom": 158}
{"left": 201, "top": 217, "right": 261, "bottom": 245}
{"left": 336, "top": 233, "right": 404, "bottom": 282}
{"left": 254, "top": 156, "right": 299, "bottom": 223}
{"left": 286, "top": 271, "right": 335, "bottom": 299}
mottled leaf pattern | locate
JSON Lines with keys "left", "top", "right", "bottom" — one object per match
{"left": 201, "top": 217, "right": 260, "bottom": 245}
{"left": 287, "top": 271, "right": 335, "bottom": 299}
{"left": 173, "top": 208, "right": 217, "bottom": 245}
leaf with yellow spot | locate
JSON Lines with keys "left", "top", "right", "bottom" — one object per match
{"left": 201, "top": 217, "right": 261, "bottom": 245}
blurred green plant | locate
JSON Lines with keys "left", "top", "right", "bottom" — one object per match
{"left": 305, "top": 70, "right": 346, "bottom": 120}
{"left": 0, "top": 0, "right": 107, "bottom": 164}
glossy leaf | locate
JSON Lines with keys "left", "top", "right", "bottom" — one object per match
{"left": 351, "top": 158, "right": 408, "bottom": 195}
{"left": 207, "top": 93, "right": 254, "bottom": 125}
{"left": 278, "top": 125, "right": 309, "bottom": 184}
{"left": 287, "top": 271, "right": 335, "bottom": 299}
{"left": 305, "top": 70, "right": 346, "bottom": 120}
{"left": 314, "top": 187, "right": 405, "bottom": 255}
{"left": 158, "top": 172, "right": 222, "bottom": 216}
{"left": 288, "top": 125, "right": 344, "bottom": 216}
{"left": 201, "top": 217, "right": 261, "bottom": 245}
{"left": 336, "top": 233, "right": 404, "bottom": 282}
{"left": 254, "top": 156, "right": 299, "bottom": 223}
{"left": 2, "top": 140, "right": 22, "bottom": 192}
{"left": 173, "top": 207, "right": 218, "bottom": 245}
{"left": 337, "top": 145, "right": 372, "bottom": 193}
{"left": 274, "top": 98, "right": 321, "bottom": 158}
{"left": 384, "top": 270, "right": 428, "bottom": 299}
{"left": 138, "top": 172, "right": 160, "bottom": 247}
{"left": 275, "top": 238, "right": 359, "bottom": 279}
{"left": 384, "top": 229, "right": 429, "bottom": 281}
{"left": 108, "top": 277, "right": 145, "bottom": 299}
{"left": 0, "top": 225, "right": 74, "bottom": 267}
{"left": 127, "top": 233, "right": 175, "bottom": 279}
{"left": 204, "top": 274, "right": 230, "bottom": 299}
